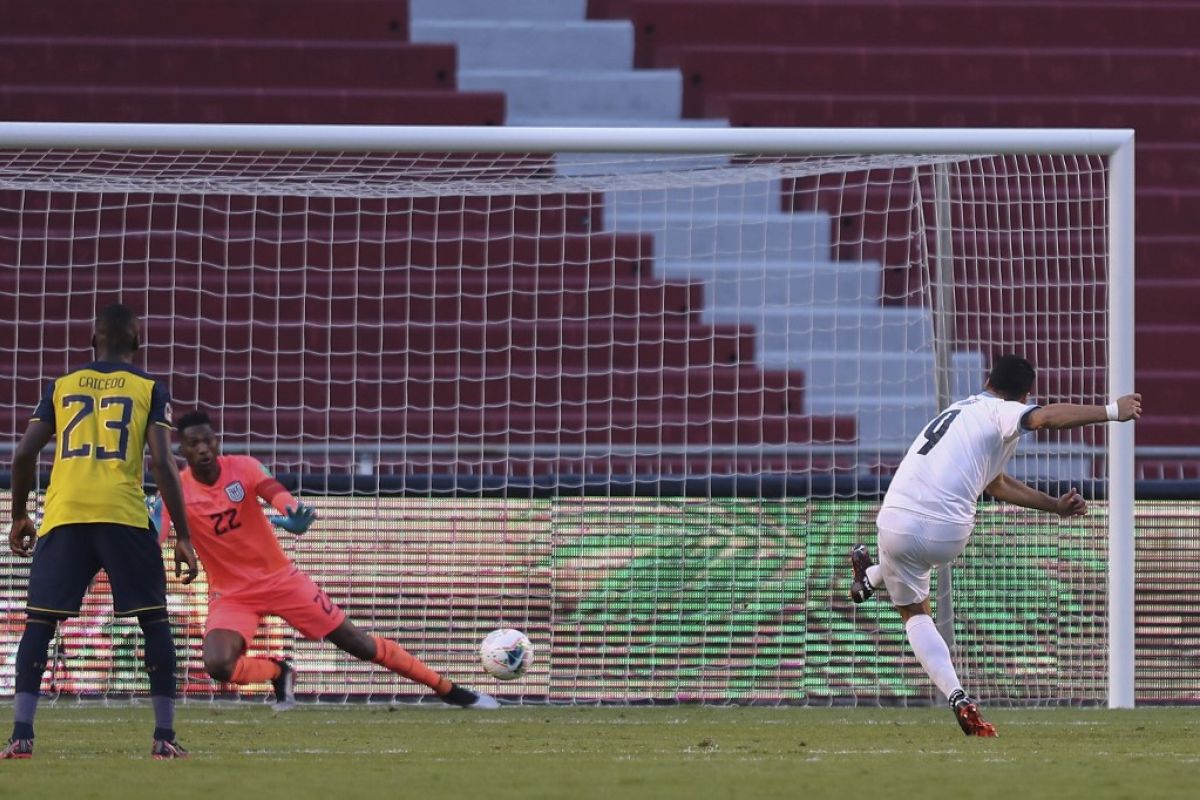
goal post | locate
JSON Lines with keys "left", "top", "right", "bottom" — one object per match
{"left": 0, "top": 123, "right": 1134, "bottom": 707}
{"left": 1107, "top": 136, "right": 1136, "bottom": 710}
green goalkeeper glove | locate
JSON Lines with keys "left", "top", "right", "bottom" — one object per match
{"left": 146, "top": 495, "right": 164, "bottom": 534}
{"left": 271, "top": 503, "right": 317, "bottom": 535}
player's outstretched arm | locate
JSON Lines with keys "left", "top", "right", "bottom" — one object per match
{"left": 8, "top": 420, "right": 53, "bottom": 557}
{"left": 270, "top": 503, "right": 317, "bottom": 535}
{"left": 251, "top": 460, "right": 317, "bottom": 535}
{"left": 986, "top": 473, "right": 1088, "bottom": 518}
{"left": 1024, "top": 393, "right": 1142, "bottom": 431}
{"left": 147, "top": 424, "right": 199, "bottom": 584}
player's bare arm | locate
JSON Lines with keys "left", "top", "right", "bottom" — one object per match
{"left": 147, "top": 424, "right": 198, "bottom": 584}
{"left": 7, "top": 420, "right": 53, "bottom": 557}
{"left": 1024, "top": 392, "right": 1142, "bottom": 431}
{"left": 986, "top": 473, "right": 1088, "bottom": 517}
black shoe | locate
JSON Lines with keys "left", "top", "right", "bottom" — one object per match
{"left": 949, "top": 690, "right": 998, "bottom": 737}
{"left": 271, "top": 658, "right": 297, "bottom": 710}
{"left": 151, "top": 738, "right": 189, "bottom": 759}
{"left": 440, "top": 683, "right": 500, "bottom": 709}
{"left": 463, "top": 690, "right": 500, "bottom": 709}
{"left": 849, "top": 544, "right": 875, "bottom": 603}
{"left": 1, "top": 738, "right": 32, "bottom": 760}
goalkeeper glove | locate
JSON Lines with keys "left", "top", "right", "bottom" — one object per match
{"left": 271, "top": 503, "right": 316, "bottom": 535}
{"left": 146, "top": 494, "right": 164, "bottom": 533}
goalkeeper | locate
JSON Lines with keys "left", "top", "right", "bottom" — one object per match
{"left": 155, "top": 410, "right": 497, "bottom": 710}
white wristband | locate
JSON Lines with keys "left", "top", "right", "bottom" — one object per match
{"left": 1105, "top": 401, "right": 1119, "bottom": 421}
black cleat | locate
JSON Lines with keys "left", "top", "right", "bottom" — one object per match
{"left": 271, "top": 658, "right": 297, "bottom": 710}
{"left": 849, "top": 544, "right": 875, "bottom": 603}
{"left": 949, "top": 690, "right": 998, "bottom": 737}
{"left": 1, "top": 738, "right": 32, "bottom": 760}
{"left": 151, "top": 738, "right": 189, "bottom": 759}
{"left": 440, "top": 683, "right": 500, "bottom": 709}
{"left": 464, "top": 691, "right": 500, "bottom": 709}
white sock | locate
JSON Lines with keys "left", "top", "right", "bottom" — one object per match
{"left": 865, "top": 564, "right": 883, "bottom": 590}
{"left": 904, "top": 614, "right": 963, "bottom": 699}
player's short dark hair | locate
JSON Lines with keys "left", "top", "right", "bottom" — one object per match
{"left": 175, "top": 409, "right": 212, "bottom": 435}
{"left": 94, "top": 303, "right": 140, "bottom": 352}
{"left": 987, "top": 354, "right": 1036, "bottom": 400}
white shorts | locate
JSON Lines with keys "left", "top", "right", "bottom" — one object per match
{"left": 875, "top": 508, "right": 973, "bottom": 607}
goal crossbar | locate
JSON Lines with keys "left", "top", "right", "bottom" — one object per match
{"left": 0, "top": 121, "right": 1133, "bottom": 156}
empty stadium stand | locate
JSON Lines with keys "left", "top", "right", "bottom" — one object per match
{"left": 592, "top": 0, "right": 1200, "bottom": 64}
{"left": 1, "top": 0, "right": 860, "bottom": 479}
{"left": 0, "top": 177, "right": 848, "bottom": 475}
{"left": 1, "top": 0, "right": 413, "bottom": 41}
{"left": 590, "top": 0, "right": 1200, "bottom": 462}
{"left": 0, "top": 1, "right": 504, "bottom": 126}
{"left": 4, "top": 0, "right": 1194, "bottom": 479}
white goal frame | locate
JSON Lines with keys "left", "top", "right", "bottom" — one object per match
{"left": 0, "top": 122, "right": 1136, "bottom": 708}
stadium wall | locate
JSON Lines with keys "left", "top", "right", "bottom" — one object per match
{"left": 1, "top": 491, "right": 1196, "bottom": 705}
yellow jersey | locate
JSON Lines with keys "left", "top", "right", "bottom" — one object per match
{"left": 31, "top": 361, "right": 172, "bottom": 535}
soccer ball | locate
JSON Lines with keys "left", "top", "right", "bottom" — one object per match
{"left": 479, "top": 628, "right": 533, "bottom": 680}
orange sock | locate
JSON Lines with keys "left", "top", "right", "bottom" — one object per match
{"left": 371, "top": 635, "right": 451, "bottom": 695}
{"left": 229, "top": 656, "right": 282, "bottom": 685}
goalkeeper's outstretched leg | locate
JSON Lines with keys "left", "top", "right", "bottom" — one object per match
{"left": 202, "top": 620, "right": 498, "bottom": 710}
{"left": 325, "top": 620, "right": 499, "bottom": 709}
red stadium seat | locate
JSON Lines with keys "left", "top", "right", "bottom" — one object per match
{"left": 615, "top": 1, "right": 1200, "bottom": 67}
{"left": 136, "top": 317, "right": 756, "bottom": 366}
{"left": 679, "top": 47, "right": 1200, "bottom": 118}
{"left": 215, "top": 407, "right": 854, "bottom": 446}
{"left": 0, "top": 0, "right": 413, "bottom": 41}
{"left": 138, "top": 284, "right": 704, "bottom": 326}
{"left": 0, "top": 38, "right": 456, "bottom": 91}
{"left": 2, "top": 233, "right": 655, "bottom": 283}
{"left": 1138, "top": 144, "right": 1200, "bottom": 189}
{"left": 0, "top": 85, "right": 505, "bottom": 126}
{"left": 728, "top": 92, "right": 1200, "bottom": 144}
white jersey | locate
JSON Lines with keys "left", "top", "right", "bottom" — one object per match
{"left": 880, "top": 392, "right": 1038, "bottom": 531}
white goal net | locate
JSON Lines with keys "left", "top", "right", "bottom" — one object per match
{"left": 0, "top": 125, "right": 1132, "bottom": 706}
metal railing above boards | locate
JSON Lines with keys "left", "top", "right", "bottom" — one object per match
{"left": 0, "top": 442, "right": 1197, "bottom": 500}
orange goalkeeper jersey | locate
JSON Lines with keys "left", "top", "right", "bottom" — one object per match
{"left": 162, "top": 455, "right": 294, "bottom": 594}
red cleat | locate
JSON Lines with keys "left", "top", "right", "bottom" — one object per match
{"left": 952, "top": 694, "right": 998, "bottom": 737}
{"left": 1, "top": 738, "right": 33, "bottom": 759}
{"left": 151, "top": 739, "right": 189, "bottom": 759}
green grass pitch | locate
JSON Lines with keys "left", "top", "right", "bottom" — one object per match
{"left": 1, "top": 706, "right": 1197, "bottom": 799}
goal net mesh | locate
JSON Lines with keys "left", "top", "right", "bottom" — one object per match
{"left": 0, "top": 145, "right": 1110, "bottom": 705}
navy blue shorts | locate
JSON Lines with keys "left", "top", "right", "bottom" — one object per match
{"left": 26, "top": 522, "right": 168, "bottom": 618}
